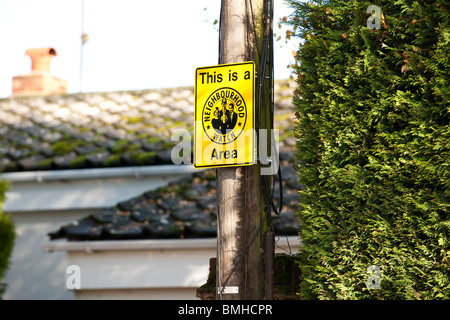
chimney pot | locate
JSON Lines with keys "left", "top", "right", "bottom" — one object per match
{"left": 12, "top": 47, "right": 67, "bottom": 96}
{"left": 25, "top": 47, "right": 57, "bottom": 73}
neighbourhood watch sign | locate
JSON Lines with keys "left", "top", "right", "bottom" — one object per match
{"left": 194, "top": 62, "right": 255, "bottom": 168}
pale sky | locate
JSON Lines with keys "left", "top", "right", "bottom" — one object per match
{"left": 0, "top": 0, "right": 300, "bottom": 98}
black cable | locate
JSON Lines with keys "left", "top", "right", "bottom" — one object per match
{"left": 258, "top": 0, "right": 283, "bottom": 217}
{"left": 246, "top": 0, "right": 261, "bottom": 64}
{"left": 246, "top": 0, "right": 284, "bottom": 218}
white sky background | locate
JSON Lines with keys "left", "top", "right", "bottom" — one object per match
{"left": 0, "top": 0, "right": 300, "bottom": 98}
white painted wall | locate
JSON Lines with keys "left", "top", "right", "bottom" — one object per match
{"left": 75, "top": 288, "right": 198, "bottom": 300}
{"left": 3, "top": 209, "right": 89, "bottom": 300}
{"left": 68, "top": 246, "right": 212, "bottom": 300}
{"left": 3, "top": 165, "right": 199, "bottom": 212}
{"left": 43, "top": 237, "right": 301, "bottom": 300}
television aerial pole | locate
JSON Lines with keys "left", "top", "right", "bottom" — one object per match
{"left": 80, "top": 0, "right": 89, "bottom": 93}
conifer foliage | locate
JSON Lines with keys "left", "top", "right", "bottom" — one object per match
{"left": 286, "top": 0, "right": 449, "bottom": 299}
{"left": 0, "top": 179, "right": 14, "bottom": 299}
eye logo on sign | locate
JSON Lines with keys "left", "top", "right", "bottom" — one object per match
{"left": 202, "top": 87, "right": 247, "bottom": 145}
{"left": 194, "top": 62, "right": 255, "bottom": 169}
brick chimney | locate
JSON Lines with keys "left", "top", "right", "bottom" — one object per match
{"left": 12, "top": 47, "right": 67, "bottom": 96}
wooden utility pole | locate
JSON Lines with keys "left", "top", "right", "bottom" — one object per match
{"left": 216, "top": 0, "right": 273, "bottom": 300}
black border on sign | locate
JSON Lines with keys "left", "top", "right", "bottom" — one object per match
{"left": 194, "top": 61, "right": 255, "bottom": 169}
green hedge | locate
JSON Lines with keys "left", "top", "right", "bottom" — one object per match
{"left": 0, "top": 178, "right": 14, "bottom": 299}
{"left": 286, "top": 0, "right": 449, "bottom": 299}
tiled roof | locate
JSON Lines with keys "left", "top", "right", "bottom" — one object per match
{"left": 0, "top": 80, "right": 297, "bottom": 172}
{"left": 0, "top": 78, "right": 300, "bottom": 240}
{"left": 48, "top": 150, "right": 301, "bottom": 241}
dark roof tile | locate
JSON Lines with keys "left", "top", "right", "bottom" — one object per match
{"left": 130, "top": 205, "right": 164, "bottom": 223}
{"left": 103, "top": 223, "right": 145, "bottom": 239}
{"left": 49, "top": 153, "right": 302, "bottom": 241}
{"left": 19, "top": 154, "right": 51, "bottom": 171}
{"left": 90, "top": 208, "right": 120, "bottom": 224}
{"left": 170, "top": 206, "right": 211, "bottom": 222}
{"left": 186, "top": 218, "right": 218, "bottom": 238}
{"left": 143, "top": 220, "right": 185, "bottom": 239}
{"left": 60, "top": 218, "right": 104, "bottom": 240}
{"left": 53, "top": 152, "right": 78, "bottom": 169}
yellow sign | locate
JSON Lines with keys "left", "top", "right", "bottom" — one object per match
{"left": 194, "top": 62, "right": 255, "bottom": 168}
